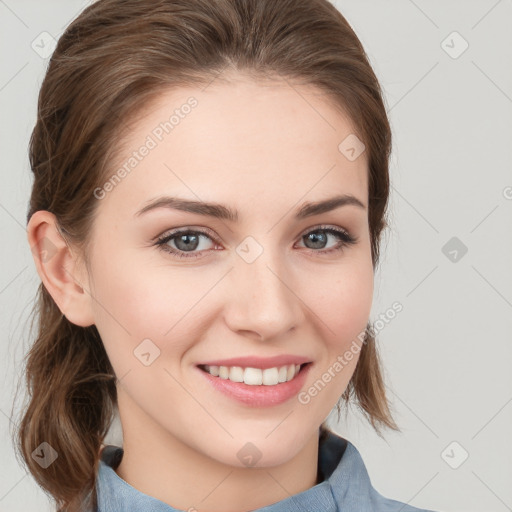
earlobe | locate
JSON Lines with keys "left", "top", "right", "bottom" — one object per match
{"left": 26, "top": 211, "right": 95, "bottom": 327}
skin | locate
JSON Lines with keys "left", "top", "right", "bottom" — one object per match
{"left": 27, "top": 73, "right": 373, "bottom": 512}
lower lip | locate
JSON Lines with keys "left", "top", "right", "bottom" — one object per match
{"left": 197, "top": 363, "right": 312, "bottom": 407}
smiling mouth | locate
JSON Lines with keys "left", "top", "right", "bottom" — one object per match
{"left": 198, "top": 362, "right": 311, "bottom": 386}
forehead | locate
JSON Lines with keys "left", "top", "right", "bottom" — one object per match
{"left": 97, "top": 75, "right": 368, "bottom": 222}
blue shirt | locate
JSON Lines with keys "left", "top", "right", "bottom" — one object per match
{"left": 96, "top": 430, "right": 437, "bottom": 511}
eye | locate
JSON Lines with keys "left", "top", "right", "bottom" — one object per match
{"left": 154, "top": 228, "right": 218, "bottom": 259}
{"left": 296, "top": 225, "right": 358, "bottom": 256}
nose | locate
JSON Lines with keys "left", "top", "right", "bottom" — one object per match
{"left": 222, "top": 246, "right": 304, "bottom": 341}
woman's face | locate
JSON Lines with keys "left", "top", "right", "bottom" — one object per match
{"left": 85, "top": 74, "right": 373, "bottom": 467}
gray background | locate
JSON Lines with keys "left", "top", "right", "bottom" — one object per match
{"left": 1, "top": 1, "right": 511, "bottom": 511}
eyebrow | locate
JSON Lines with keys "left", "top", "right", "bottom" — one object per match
{"left": 134, "top": 194, "right": 366, "bottom": 221}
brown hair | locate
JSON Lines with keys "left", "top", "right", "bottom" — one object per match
{"left": 17, "top": 0, "right": 399, "bottom": 509}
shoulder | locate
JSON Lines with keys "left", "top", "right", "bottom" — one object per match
{"left": 325, "top": 433, "right": 440, "bottom": 512}
{"left": 368, "top": 489, "right": 439, "bottom": 512}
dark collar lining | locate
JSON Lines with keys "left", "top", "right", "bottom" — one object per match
{"left": 316, "top": 430, "right": 348, "bottom": 483}
{"left": 101, "top": 428, "right": 348, "bottom": 484}
{"left": 100, "top": 444, "right": 124, "bottom": 470}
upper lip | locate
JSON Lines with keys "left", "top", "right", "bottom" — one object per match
{"left": 197, "top": 355, "right": 312, "bottom": 370}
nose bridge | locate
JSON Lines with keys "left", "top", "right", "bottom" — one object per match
{"left": 226, "top": 237, "right": 302, "bottom": 338}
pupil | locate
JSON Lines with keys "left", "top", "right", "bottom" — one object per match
{"left": 306, "top": 232, "right": 326, "bottom": 249}
{"left": 177, "top": 233, "right": 199, "bottom": 251}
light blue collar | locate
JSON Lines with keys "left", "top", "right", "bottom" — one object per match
{"left": 96, "top": 430, "right": 436, "bottom": 511}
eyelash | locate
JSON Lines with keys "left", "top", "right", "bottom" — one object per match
{"left": 154, "top": 225, "right": 358, "bottom": 260}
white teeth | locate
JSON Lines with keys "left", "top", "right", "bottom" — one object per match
{"left": 245, "top": 367, "right": 263, "bottom": 385}
{"left": 203, "top": 363, "right": 303, "bottom": 385}
{"left": 229, "top": 366, "right": 244, "bottom": 383}
{"left": 262, "top": 367, "right": 279, "bottom": 385}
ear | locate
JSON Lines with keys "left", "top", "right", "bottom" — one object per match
{"left": 26, "top": 210, "right": 95, "bottom": 327}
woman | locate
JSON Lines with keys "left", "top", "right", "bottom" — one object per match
{"left": 18, "top": 0, "right": 438, "bottom": 510}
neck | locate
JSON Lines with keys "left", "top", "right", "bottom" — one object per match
{"left": 114, "top": 390, "right": 320, "bottom": 512}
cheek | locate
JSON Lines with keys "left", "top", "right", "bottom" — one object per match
{"left": 296, "top": 264, "right": 372, "bottom": 422}
{"left": 308, "top": 256, "right": 374, "bottom": 348}
{"left": 301, "top": 261, "right": 372, "bottom": 405}
{"left": 88, "top": 248, "right": 216, "bottom": 365}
